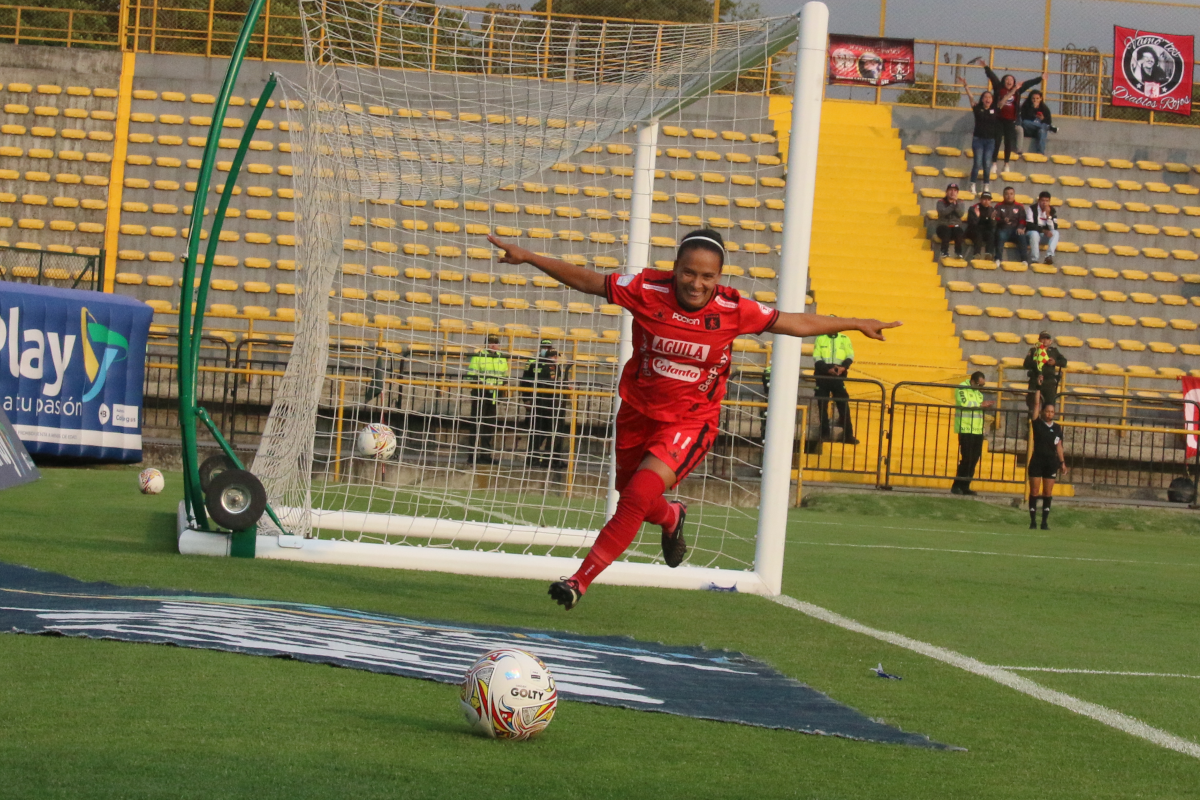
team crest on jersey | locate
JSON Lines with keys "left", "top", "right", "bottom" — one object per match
{"left": 652, "top": 336, "right": 710, "bottom": 361}
{"left": 704, "top": 314, "right": 720, "bottom": 330}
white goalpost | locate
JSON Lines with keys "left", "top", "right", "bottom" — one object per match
{"left": 179, "top": 1, "right": 829, "bottom": 597}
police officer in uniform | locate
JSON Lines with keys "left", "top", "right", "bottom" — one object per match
{"left": 522, "top": 339, "right": 566, "bottom": 469}
{"left": 812, "top": 325, "right": 858, "bottom": 444}
{"left": 467, "top": 334, "right": 509, "bottom": 464}
{"left": 951, "top": 370, "right": 995, "bottom": 496}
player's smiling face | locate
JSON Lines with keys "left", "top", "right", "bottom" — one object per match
{"left": 673, "top": 248, "right": 723, "bottom": 312}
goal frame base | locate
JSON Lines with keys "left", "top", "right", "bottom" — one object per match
{"left": 177, "top": 502, "right": 773, "bottom": 595}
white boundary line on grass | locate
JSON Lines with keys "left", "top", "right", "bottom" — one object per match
{"left": 998, "top": 667, "right": 1200, "bottom": 679}
{"left": 786, "top": 540, "right": 1198, "bottom": 568}
{"left": 771, "top": 594, "right": 1200, "bottom": 760}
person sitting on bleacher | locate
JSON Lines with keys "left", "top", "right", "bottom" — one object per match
{"left": 994, "top": 186, "right": 1029, "bottom": 266}
{"left": 966, "top": 191, "right": 997, "bottom": 260}
{"left": 1019, "top": 91, "right": 1057, "bottom": 155}
{"left": 1025, "top": 191, "right": 1059, "bottom": 266}
{"left": 935, "top": 183, "right": 966, "bottom": 261}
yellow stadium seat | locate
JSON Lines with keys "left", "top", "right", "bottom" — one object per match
{"left": 1109, "top": 315, "right": 1136, "bottom": 326}
{"left": 1047, "top": 311, "right": 1075, "bottom": 322}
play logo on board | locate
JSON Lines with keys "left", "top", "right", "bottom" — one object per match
{"left": 1112, "top": 27, "right": 1193, "bottom": 115}
{"left": 0, "top": 283, "right": 151, "bottom": 460}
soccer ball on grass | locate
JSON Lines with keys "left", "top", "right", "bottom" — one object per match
{"left": 138, "top": 468, "right": 164, "bottom": 495}
{"left": 460, "top": 648, "right": 558, "bottom": 740}
{"left": 355, "top": 423, "right": 396, "bottom": 460}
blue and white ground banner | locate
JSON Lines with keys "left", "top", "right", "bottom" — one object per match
{"left": 0, "top": 563, "right": 956, "bottom": 749}
{"left": 0, "top": 408, "right": 38, "bottom": 490}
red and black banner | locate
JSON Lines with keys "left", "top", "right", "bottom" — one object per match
{"left": 1112, "top": 26, "right": 1194, "bottom": 115}
{"left": 1182, "top": 376, "right": 1200, "bottom": 458}
{"left": 827, "top": 35, "right": 915, "bottom": 87}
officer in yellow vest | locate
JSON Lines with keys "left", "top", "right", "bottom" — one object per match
{"left": 812, "top": 325, "right": 858, "bottom": 444}
{"left": 952, "top": 370, "right": 995, "bottom": 495}
{"left": 467, "top": 334, "right": 509, "bottom": 464}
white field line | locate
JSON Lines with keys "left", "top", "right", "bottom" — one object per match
{"left": 998, "top": 667, "right": 1200, "bottom": 679}
{"left": 798, "top": 519, "right": 1039, "bottom": 537}
{"left": 786, "top": 540, "right": 1199, "bottom": 568}
{"left": 771, "top": 594, "right": 1200, "bottom": 760}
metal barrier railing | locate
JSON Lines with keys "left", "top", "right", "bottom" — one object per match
{"left": 137, "top": 343, "right": 1200, "bottom": 503}
{"left": 798, "top": 374, "right": 888, "bottom": 487}
{"left": 0, "top": 246, "right": 103, "bottom": 292}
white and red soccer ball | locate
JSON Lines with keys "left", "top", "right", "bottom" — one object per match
{"left": 355, "top": 423, "right": 396, "bottom": 460}
{"left": 138, "top": 467, "right": 164, "bottom": 495}
{"left": 460, "top": 648, "right": 558, "bottom": 740}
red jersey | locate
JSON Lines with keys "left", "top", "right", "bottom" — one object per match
{"left": 605, "top": 270, "right": 780, "bottom": 423}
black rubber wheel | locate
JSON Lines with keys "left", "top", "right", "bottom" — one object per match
{"left": 199, "top": 453, "right": 238, "bottom": 492}
{"left": 204, "top": 469, "right": 267, "bottom": 531}
{"left": 1167, "top": 476, "right": 1196, "bottom": 504}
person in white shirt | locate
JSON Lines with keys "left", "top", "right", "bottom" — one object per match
{"left": 1025, "top": 190, "right": 1059, "bottom": 265}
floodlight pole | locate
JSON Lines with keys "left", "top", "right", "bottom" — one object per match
{"left": 754, "top": 1, "right": 828, "bottom": 596}
{"left": 606, "top": 119, "right": 659, "bottom": 520}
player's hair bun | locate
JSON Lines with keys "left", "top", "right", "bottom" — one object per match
{"left": 677, "top": 228, "right": 726, "bottom": 265}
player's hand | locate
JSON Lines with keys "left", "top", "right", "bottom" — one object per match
{"left": 856, "top": 319, "right": 902, "bottom": 341}
{"left": 956, "top": 75, "right": 968, "bottom": 86}
{"left": 488, "top": 234, "right": 533, "bottom": 265}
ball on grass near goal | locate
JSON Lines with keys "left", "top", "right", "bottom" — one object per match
{"left": 460, "top": 648, "right": 558, "bottom": 740}
{"left": 355, "top": 423, "right": 396, "bottom": 460}
{"left": 138, "top": 468, "right": 164, "bottom": 495}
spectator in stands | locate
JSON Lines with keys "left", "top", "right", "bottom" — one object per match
{"left": 952, "top": 371, "right": 995, "bottom": 496}
{"left": 957, "top": 76, "right": 1001, "bottom": 193}
{"left": 812, "top": 323, "right": 858, "bottom": 445}
{"left": 1019, "top": 90, "right": 1057, "bottom": 155}
{"left": 1025, "top": 190, "right": 1059, "bottom": 265}
{"left": 1023, "top": 331, "right": 1067, "bottom": 416}
{"left": 966, "top": 191, "right": 997, "bottom": 259}
{"left": 994, "top": 186, "right": 1029, "bottom": 266}
{"left": 972, "top": 58, "right": 1042, "bottom": 175}
{"left": 935, "top": 183, "right": 966, "bottom": 261}
{"left": 467, "top": 334, "right": 509, "bottom": 465}
{"left": 522, "top": 339, "right": 566, "bottom": 470}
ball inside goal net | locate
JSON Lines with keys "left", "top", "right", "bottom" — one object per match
{"left": 243, "top": 0, "right": 829, "bottom": 594}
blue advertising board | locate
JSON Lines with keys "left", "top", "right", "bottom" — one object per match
{"left": 0, "top": 283, "right": 153, "bottom": 461}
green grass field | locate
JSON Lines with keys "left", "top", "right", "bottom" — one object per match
{"left": 3, "top": 467, "right": 1199, "bottom": 798}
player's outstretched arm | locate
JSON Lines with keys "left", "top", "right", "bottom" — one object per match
{"left": 768, "top": 312, "right": 901, "bottom": 342}
{"left": 487, "top": 234, "right": 606, "bottom": 297}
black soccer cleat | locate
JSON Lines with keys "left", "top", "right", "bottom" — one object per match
{"left": 548, "top": 578, "right": 582, "bottom": 610}
{"left": 661, "top": 501, "right": 688, "bottom": 568}
{"left": 1030, "top": 520, "right": 1038, "bottom": 530}
{"left": 1041, "top": 522, "right": 1050, "bottom": 530}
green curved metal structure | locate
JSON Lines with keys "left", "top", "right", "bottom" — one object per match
{"left": 177, "top": 0, "right": 284, "bottom": 536}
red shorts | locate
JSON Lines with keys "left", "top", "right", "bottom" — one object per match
{"left": 615, "top": 402, "right": 718, "bottom": 489}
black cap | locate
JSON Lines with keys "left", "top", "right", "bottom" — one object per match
{"left": 487, "top": 334, "right": 500, "bottom": 345}
{"left": 1038, "top": 330, "right": 1052, "bottom": 340}
{"left": 946, "top": 182, "right": 959, "bottom": 191}
{"left": 980, "top": 191, "right": 992, "bottom": 199}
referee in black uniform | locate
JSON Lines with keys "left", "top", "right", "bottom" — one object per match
{"left": 1028, "top": 402, "right": 1068, "bottom": 529}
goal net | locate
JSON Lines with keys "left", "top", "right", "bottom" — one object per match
{"left": 249, "top": 0, "right": 825, "bottom": 593}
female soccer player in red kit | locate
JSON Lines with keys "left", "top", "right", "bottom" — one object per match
{"left": 486, "top": 229, "right": 901, "bottom": 609}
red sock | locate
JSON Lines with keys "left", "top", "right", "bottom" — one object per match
{"left": 644, "top": 496, "right": 675, "bottom": 529}
{"left": 572, "top": 469, "right": 666, "bottom": 591}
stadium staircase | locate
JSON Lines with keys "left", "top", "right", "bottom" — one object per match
{"left": 770, "top": 99, "right": 1052, "bottom": 494}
